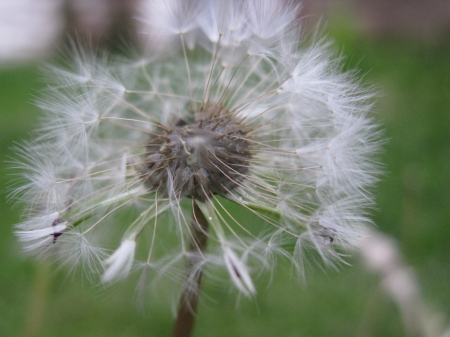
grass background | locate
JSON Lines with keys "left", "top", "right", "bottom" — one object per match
{"left": 1, "top": 17, "right": 449, "bottom": 337}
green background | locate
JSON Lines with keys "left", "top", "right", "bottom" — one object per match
{"left": 1, "top": 18, "right": 449, "bottom": 337}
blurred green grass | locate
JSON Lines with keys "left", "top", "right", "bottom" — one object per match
{"left": 1, "top": 22, "right": 449, "bottom": 337}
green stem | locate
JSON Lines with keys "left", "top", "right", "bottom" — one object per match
{"left": 195, "top": 199, "right": 224, "bottom": 239}
{"left": 21, "top": 261, "right": 51, "bottom": 337}
{"left": 171, "top": 202, "right": 209, "bottom": 337}
{"left": 242, "top": 202, "right": 281, "bottom": 220}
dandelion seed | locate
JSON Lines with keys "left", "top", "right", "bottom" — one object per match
{"left": 223, "top": 246, "right": 256, "bottom": 296}
{"left": 10, "top": 0, "right": 382, "bottom": 336}
{"left": 102, "top": 239, "right": 136, "bottom": 283}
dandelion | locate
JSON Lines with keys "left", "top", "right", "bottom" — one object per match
{"left": 11, "top": 0, "right": 381, "bottom": 336}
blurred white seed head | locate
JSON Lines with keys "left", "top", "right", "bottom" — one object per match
{"left": 11, "top": 0, "right": 382, "bottom": 299}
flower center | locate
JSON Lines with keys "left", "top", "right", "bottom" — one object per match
{"left": 141, "top": 105, "right": 252, "bottom": 200}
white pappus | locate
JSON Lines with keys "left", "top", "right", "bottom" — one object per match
{"left": 11, "top": 0, "right": 382, "bottom": 300}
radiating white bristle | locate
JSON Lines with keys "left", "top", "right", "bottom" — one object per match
{"left": 11, "top": 0, "right": 381, "bottom": 298}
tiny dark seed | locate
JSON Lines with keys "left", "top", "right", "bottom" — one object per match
{"left": 232, "top": 263, "right": 242, "bottom": 278}
{"left": 175, "top": 119, "right": 188, "bottom": 127}
{"left": 52, "top": 232, "right": 63, "bottom": 244}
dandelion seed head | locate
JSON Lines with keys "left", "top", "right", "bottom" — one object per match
{"left": 11, "top": 0, "right": 382, "bottom": 300}
{"left": 140, "top": 105, "right": 252, "bottom": 201}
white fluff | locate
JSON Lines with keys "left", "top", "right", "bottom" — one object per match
{"left": 12, "top": 0, "right": 381, "bottom": 296}
{"left": 102, "top": 239, "right": 136, "bottom": 283}
{"left": 223, "top": 246, "right": 256, "bottom": 296}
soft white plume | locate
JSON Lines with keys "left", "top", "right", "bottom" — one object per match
{"left": 11, "top": 0, "right": 381, "bottom": 297}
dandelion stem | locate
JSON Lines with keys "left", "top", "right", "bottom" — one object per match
{"left": 171, "top": 202, "right": 209, "bottom": 337}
